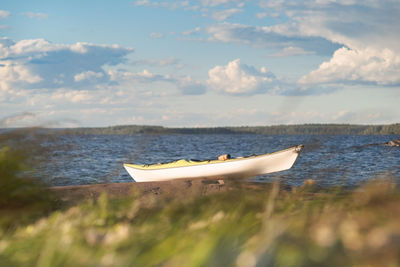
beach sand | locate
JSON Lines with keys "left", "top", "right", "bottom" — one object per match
{"left": 49, "top": 179, "right": 275, "bottom": 203}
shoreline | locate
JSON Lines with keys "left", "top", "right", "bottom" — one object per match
{"left": 49, "top": 180, "right": 277, "bottom": 203}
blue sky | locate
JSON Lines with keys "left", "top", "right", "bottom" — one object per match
{"left": 1, "top": 0, "right": 399, "bottom": 127}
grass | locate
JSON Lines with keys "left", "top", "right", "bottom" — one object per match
{"left": 1, "top": 129, "right": 400, "bottom": 266}
{"left": 0, "top": 179, "right": 399, "bottom": 266}
{"left": 0, "top": 128, "right": 56, "bottom": 229}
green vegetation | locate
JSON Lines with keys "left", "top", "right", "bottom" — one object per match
{"left": 53, "top": 123, "right": 400, "bottom": 135}
{"left": 1, "top": 177, "right": 400, "bottom": 266}
{"left": 0, "top": 128, "right": 56, "bottom": 229}
{"left": 1, "top": 128, "right": 400, "bottom": 266}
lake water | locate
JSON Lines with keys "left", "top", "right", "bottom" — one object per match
{"left": 42, "top": 134, "right": 400, "bottom": 187}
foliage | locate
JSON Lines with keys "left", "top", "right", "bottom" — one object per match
{"left": 52, "top": 123, "right": 400, "bottom": 135}
{"left": 1, "top": 180, "right": 400, "bottom": 266}
{"left": 0, "top": 128, "right": 55, "bottom": 228}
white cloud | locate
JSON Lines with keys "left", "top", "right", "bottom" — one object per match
{"left": 184, "top": 5, "right": 200, "bottom": 11}
{"left": 51, "top": 89, "right": 93, "bottom": 104}
{"left": 299, "top": 47, "right": 400, "bottom": 85}
{"left": 0, "top": 37, "right": 133, "bottom": 91}
{"left": 74, "top": 71, "right": 104, "bottom": 82}
{"left": 135, "top": 0, "right": 244, "bottom": 8}
{"left": 257, "top": 0, "right": 400, "bottom": 87}
{"left": 182, "top": 27, "right": 201, "bottom": 36}
{"left": 177, "top": 76, "right": 206, "bottom": 95}
{"left": 133, "top": 0, "right": 192, "bottom": 10}
{"left": 211, "top": 8, "right": 243, "bottom": 21}
{"left": 269, "top": 46, "right": 315, "bottom": 57}
{"left": 0, "top": 10, "right": 10, "bottom": 18}
{"left": 22, "top": 12, "right": 48, "bottom": 19}
{"left": 260, "top": 0, "right": 400, "bottom": 51}
{"left": 133, "top": 0, "right": 245, "bottom": 13}
{"left": 206, "top": 23, "right": 340, "bottom": 55}
{"left": 134, "top": 0, "right": 150, "bottom": 6}
{"left": 1, "top": 64, "right": 43, "bottom": 85}
{"left": 201, "top": 0, "right": 242, "bottom": 7}
{"left": 206, "top": 59, "right": 335, "bottom": 96}
{"left": 108, "top": 69, "right": 168, "bottom": 83}
{"left": 132, "top": 57, "right": 180, "bottom": 67}
{"left": 150, "top": 32, "right": 164, "bottom": 39}
{"left": 256, "top": 12, "right": 267, "bottom": 19}
{"left": 1, "top": 38, "right": 56, "bottom": 57}
{"left": 108, "top": 69, "right": 206, "bottom": 95}
{"left": 199, "top": 0, "right": 400, "bottom": 88}
{"left": 208, "top": 59, "right": 280, "bottom": 95}
{"left": 166, "top": 60, "right": 184, "bottom": 69}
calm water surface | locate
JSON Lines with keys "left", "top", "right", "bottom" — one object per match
{"left": 43, "top": 134, "right": 400, "bottom": 187}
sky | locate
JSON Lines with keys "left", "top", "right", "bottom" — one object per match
{"left": 0, "top": 0, "right": 399, "bottom": 127}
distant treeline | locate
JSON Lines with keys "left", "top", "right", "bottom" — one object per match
{"left": 53, "top": 123, "right": 400, "bottom": 135}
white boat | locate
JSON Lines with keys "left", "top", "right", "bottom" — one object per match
{"left": 124, "top": 145, "right": 303, "bottom": 182}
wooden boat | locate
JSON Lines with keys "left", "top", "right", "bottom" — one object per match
{"left": 124, "top": 145, "right": 303, "bottom": 182}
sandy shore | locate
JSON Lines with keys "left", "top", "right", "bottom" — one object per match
{"left": 49, "top": 179, "right": 274, "bottom": 203}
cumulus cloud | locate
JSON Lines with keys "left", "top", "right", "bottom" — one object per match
{"left": 0, "top": 37, "right": 133, "bottom": 91}
{"left": 257, "top": 0, "right": 400, "bottom": 87}
{"left": 208, "top": 59, "right": 281, "bottom": 95}
{"left": 202, "top": 1, "right": 400, "bottom": 88}
{"left": 0, "top": 10, "right": 10, "bottom": 18}
{"left": 299, "top": 47, "right": 400, "bottom": 85}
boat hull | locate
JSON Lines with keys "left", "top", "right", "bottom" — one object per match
{"left": 124, "top": 145, "right": 303, "bottom": 182}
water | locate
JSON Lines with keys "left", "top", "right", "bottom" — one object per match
{"left": 42, "top": 134, "right": 400, "bottom": 187}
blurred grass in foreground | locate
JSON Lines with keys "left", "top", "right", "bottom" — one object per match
{"left": 0, "top": 128, "right": 56, "bottom": 229}
{"left": 0, "top": 178, "right": 399, "bottom": 267}
{"left": 1, "top": 128, "right": 399, "bottom": 266}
